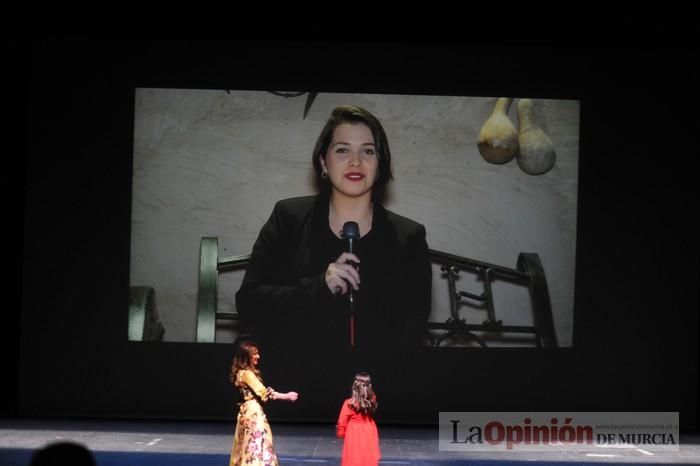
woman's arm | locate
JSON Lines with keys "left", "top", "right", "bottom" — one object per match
{"left": 236, "top": 200, "right": 335, "bottom": 324}
{"left": 399, "top": 224, "right": 432, "bottom": 347}
{"left": 268, "top": 389, "right": 299, "bottom": 402}
{"left": 239, "top": 370, "right": 270, "bottom": 401}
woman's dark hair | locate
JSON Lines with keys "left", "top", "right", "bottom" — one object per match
{"left": 312, "top": 105, "right": 393, "bottom": 201}
{"left": 229, "top": 339, "right": 262, "bottom": 385}
{"left": 349, "top": 371, "right": 378, "bottom": 415}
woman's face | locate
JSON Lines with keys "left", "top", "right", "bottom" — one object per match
{"left": 321, "top": 123, "right": 378, "bottom": 201}
{"left": 250, "top": 349, "right": 260, "bottom": 367}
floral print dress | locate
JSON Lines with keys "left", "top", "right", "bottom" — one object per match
{"left": 230, "top": 369, "right": 278, "bottom": 466}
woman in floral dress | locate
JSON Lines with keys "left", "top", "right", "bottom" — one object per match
{"left": 229, "top": 340, "right": 298, "bottom": 466}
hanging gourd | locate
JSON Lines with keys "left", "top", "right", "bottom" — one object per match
{"left": 477, "top": 97, "right": 518, "bottom": 164}
{"left": 516, "top": 98, "right": 555, "bottom": 175}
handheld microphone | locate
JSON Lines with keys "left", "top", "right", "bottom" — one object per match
{"left": 341, "top": 222, "right": 360, "bottom": 347}
{"left": 341, "top": 221, "right": 360, "bottom": 255}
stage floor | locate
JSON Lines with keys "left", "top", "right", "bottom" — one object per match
{"left": 1, "top": 418, "right": 699, "bottom": 465}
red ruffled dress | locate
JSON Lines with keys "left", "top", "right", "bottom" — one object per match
{"left": 336, "top": 398, "right": 381, "bottom": 466}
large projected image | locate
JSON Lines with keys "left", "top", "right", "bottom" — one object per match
{"left": 128, "top": 89, "right": 579, "bottom": 348}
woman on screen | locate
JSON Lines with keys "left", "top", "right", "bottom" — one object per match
{"left": 235, "top": 104, "right": 432, "bottom": 360}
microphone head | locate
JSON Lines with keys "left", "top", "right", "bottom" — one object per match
{"left": 341, "top": 221, "right": 360, "bottom": 240}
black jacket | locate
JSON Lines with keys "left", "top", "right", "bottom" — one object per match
{"left": 236, "top": 193, "right": 432, "bottom": 356}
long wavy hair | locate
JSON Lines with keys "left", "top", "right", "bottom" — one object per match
{"left": 229, "top": 340, "right": 263, "bottom": 386}
{"left": 348, "top": 372, "right": 378, "bottom": 415}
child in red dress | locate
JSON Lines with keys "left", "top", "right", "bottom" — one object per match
{"left": 336, "top": 372, "right": 381, "bottom": 466}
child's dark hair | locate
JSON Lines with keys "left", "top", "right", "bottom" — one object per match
{"left": 349, "top": 372, "right": 377, "bottom": 415}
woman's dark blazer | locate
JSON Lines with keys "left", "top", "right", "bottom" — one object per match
{"left": 236, "top": 192, "right": 432, "bottom": 353}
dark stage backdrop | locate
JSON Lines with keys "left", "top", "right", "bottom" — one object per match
{"left": 20, "top": 40, "right": 697, "bottom": 428}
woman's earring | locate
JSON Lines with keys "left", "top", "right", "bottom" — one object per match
{"left": 321, "top": 171, "right": 328, "bottom": 179}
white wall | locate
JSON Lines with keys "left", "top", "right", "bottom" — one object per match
{"left": 130, "top": 89, "right": 579, "bottom": 346}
